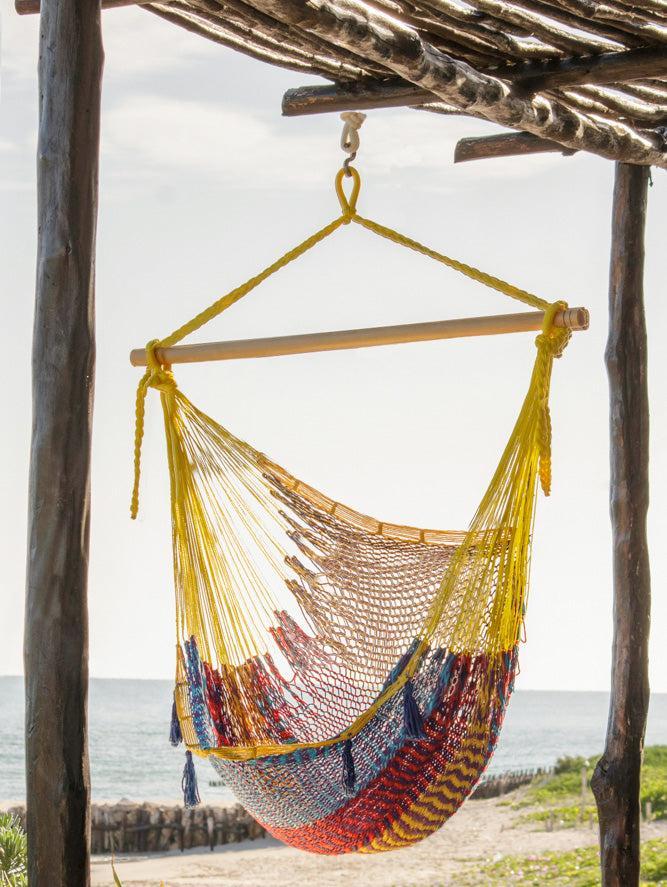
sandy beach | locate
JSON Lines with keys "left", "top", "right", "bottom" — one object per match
{"left": 89, "top": 790, "right": 667, "bottom": 887}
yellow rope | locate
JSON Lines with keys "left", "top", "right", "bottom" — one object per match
{"left": 132, "top": 166, "right": 554, "bottom": 519}
{"left": 132, "top": 164, "right": 574, "bottom": 760}
{"left": 173, "top": 298, "right": 570, "bottom": 760}
{"left": 160, "top": 216, "right": 348, "bottom": 350}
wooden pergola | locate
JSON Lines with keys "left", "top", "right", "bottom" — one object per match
{"left": 17, "top": 0, "right": 662, "bottom": 884}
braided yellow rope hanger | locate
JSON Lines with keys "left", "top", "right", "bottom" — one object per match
{"left": 131, "top": 164, "right": 568, "bottom": 520}
{"left": 127, "top": 148, "right": 584, "bottom": 762}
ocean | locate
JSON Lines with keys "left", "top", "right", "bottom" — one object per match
{"left": 1, "top": 676, "right": 666, "bottom": 805}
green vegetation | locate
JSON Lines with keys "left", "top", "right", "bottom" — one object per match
{"left": 442, "top": 746, "right": 667, "bottom": 885}
{"left": 522, "top": 756, "right": 595, "bottom": 806}
{"left": 519, "top": 805, "right": 598, "bottom": 829}
{"left": 642, "top": 746, "right": 667, "bottom": 820}
{"left": 395, "top": 838, "right": 667, "bottom": 887}
{"left": 452, "top": 837, "right": 667, "bottom": 886}
{"left": 518, "top": 745, "right": 666, "bottom": 822}
{"left": 0, "top": 814, "right": 27, "bottom": 887}
{"left": 554, "top": 755, "right": 589, "bottom": 775}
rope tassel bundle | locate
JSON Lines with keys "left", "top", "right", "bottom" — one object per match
{"left": 132, "top": 165, "right": 580, "bottom": 854}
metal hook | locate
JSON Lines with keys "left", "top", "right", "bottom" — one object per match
{"left": 340, "top": 112, "right": 365, "bottom": 174}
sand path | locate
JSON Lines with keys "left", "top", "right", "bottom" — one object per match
{"left": 90, "top": 790, "right": 667, "bottom": 887}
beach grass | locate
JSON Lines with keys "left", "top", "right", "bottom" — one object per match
{"left": 514, "top": 745, "right": 667, "bottom": 822}
{"left": 448, "top": 837, "right": 667, "bottom": 886}
{"left": 434, "top": 746, "right": 667, "bottom": 887}
{"left": 518, "top": 805, "right": 598, "bottom": 829}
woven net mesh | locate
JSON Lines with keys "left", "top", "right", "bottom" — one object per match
{"left": 156, "top": 305, "right": 566, "bottom": 849}
{"left": 129, "top": 176, "right": 574, "bottom": 851}
{"left": 166, "top": 386, "right": 519, "bottom": 746}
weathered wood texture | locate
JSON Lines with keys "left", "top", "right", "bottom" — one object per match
{"left": 454, "top": 131, "right": 577, "bottom": 162}
{"left": 255, "top": 0, "right": 667, "bottom": 167}
{"left": 16, "top": 0, "right": 147, "bottom": 12}
{"left": 15, "top": 0, "right": 667, "bottom": 166}
{"left": 282, "top": 79, "right": 434, "bottom": 115}
{"left": 507, "top": 47, "right": 667, "bottom": 96}
{"left": 591, "top": 162, "right": 651, "bottom": 887}
{"left": 281, "top": 48, "right": 667, "bottom": 116}
{"left": 25, "top": 0, "right": 104, "bottom": 883}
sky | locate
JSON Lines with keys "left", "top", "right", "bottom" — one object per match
{"left": 1, "top": 0, "right": 666, "bottom": 694}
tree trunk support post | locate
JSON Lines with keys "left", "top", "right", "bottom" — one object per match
{"left": 25, "top": 0, "right": 104, "bottom": 883}
{"left": 591, "top": 162, "right": 651, "bottom": 887}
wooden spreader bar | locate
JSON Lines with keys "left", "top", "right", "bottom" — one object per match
{"left": 130, "top": 307, "right": 589, "bottom": 367}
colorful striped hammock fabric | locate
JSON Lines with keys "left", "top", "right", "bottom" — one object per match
{"left": 132, "top": 167, "right": 573, "bottom": 854}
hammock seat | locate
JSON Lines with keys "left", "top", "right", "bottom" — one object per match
{"left": 132, "top": 166, "right": 575, "bottom": 855}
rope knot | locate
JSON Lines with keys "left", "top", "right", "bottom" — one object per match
{"left": 534, "top": 301, "right": 571, "bottom": 359}
{"left": 145, "top": 339, "right": 177, "bottom": 392}
{"left": 131, "top": 340, "right": 177, "bottom": 520}
{"left": 533, "top": 301, "right": 571, "bottom": 497}
{"left": 335, "top": 166, "right": 360, "bottom": 223}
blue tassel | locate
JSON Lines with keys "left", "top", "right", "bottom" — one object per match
{"left": 403, "top": 679, "right": 426, "bottom": 741}
{"left": 170, "top": 697, "right": 183, "bottom": 747}
{"left": 182, "top": 751, "right": 200, "bottom": 808}
{"left": 342, "top": 739, "right": 356, "bottom": 795}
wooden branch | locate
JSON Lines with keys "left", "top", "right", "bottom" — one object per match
{"left": 25, "top": 0, "right": 103, "bottom": 883}
{"left": 481, "top": 0, "right": 647, "bottom": 50}
{"left": 267, "top": 0, "right": 667, "bottom": 167}
{"left": 560, "top": 85, "right": 667, "bottom": 125}
{"left": 417, "top": 100, "right": 500, "bottom": 121}
{"left": 16, "top": 0, "right": 149, "bottom": 13}
{"left": 468, "top": 0, "right": 667, "bottom": 47}
{"left": 622, "top": 82, "right": 667, "bottom": 103}
{"left": 130, "top": 308, "right": 589, "bottom": 366}
{"left": 388, "top": 0, "right": 555, "bottom": 63}
{"left": 183, "top": 0, "right": 388, "bottom": 77}
{"left": 283, "top": 80, "right": 434, "bottom": 115}
{"left": 145, "top": 6, "right": 347, "bottom": 80}
{"left": 461, "top": 0, "right": 619, "bottom": 55}
{"left": 454, "top": 131, "right": 577, "bottom": 162}
{"left": 591, "top": 162, "right": 651, "bottom": 887}
{"left": 282, "top": 48, "right": 667, "bottom": 116}
{"left": 147, "top": 4, "right": 370, "bottom": 81}
{"left": 510, "top": 48, "right": 667, "bottom": 97}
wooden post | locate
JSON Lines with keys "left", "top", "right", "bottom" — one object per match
{"left": 24, "top": 0, "right": 104, "bottom": 883}
{"left": 591, "top": 162, "right": 651, "bottom": 887}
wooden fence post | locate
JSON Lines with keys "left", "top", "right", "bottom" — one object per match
{"left": 591, "top": 161, "right": 651, "bottom": 887}
{"left": 24, "top": 0, "right": 104, "bottom": 883}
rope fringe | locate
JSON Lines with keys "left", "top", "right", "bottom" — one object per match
{"left": 403, "top": 679, "right": 427, "bottom": 741}
{"left": 342, "top": 739, "right": 356, "bottom": 795}
{"left": 182, "top": 751, "right": 200, "bottom": 808}
{"left": 170, "top": 695, "right": 183, "bottom": 747}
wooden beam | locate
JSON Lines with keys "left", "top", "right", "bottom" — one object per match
{"left": 281, "top": 48, "right": 667, "bottom": 117}
{"left": 505, "top": 47, "right": 667, "bottom": 96}
{"left": 454, "top": 131, "right": 577, "bottom": 162}
{"left": 282, "top": 80, "right": 434, "bottom": 116}
{"left": 24, "top": 0, "right": 104, "bottom": 883}
{"left": 130, "top": 307, "right": 590, "bottom": 367}
{"left": 267, "top": 0, "right": 667, "bottom": 168}
{"left": 590, "top": 162, "right": 651, "bottom": 887}
{"left": 16, "top": 0, "right": 149, "bottom": 13}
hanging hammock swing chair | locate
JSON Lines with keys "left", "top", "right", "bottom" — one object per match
{"left": 130, "top": 144, "right": 587, "bottom": 856}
